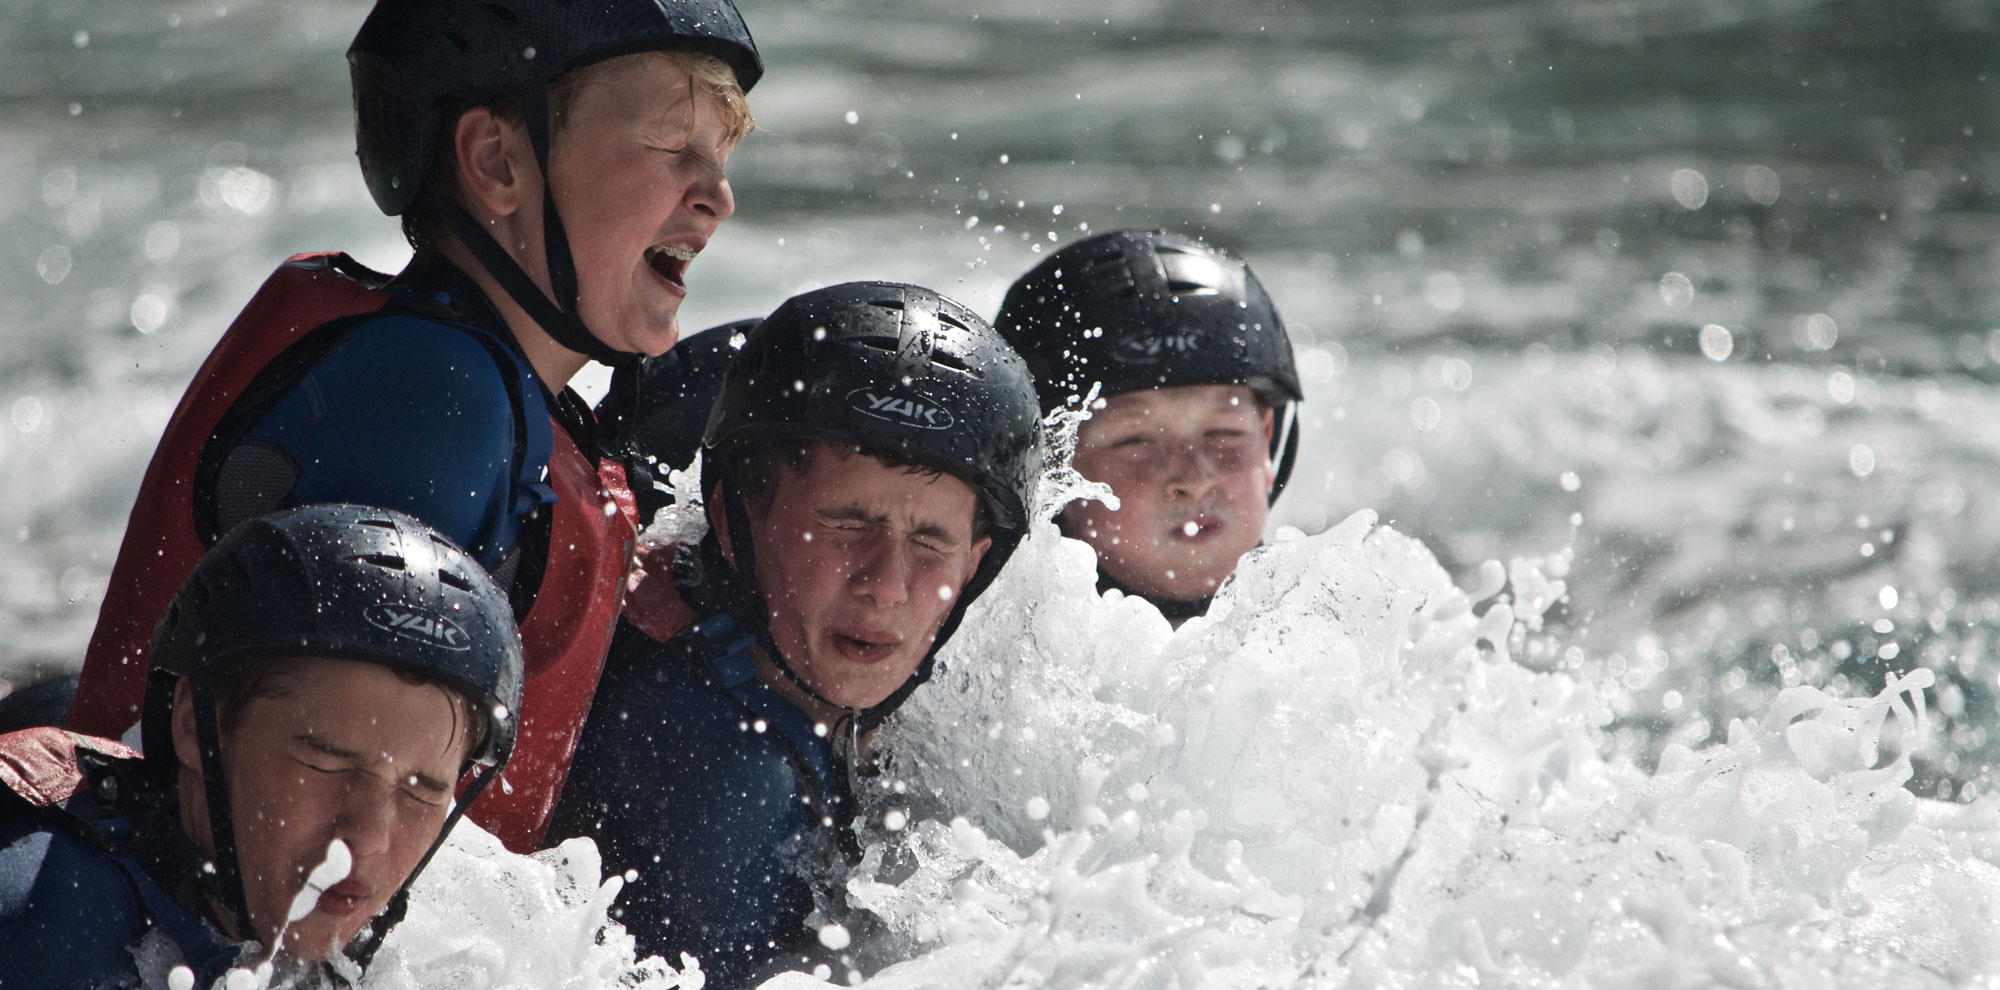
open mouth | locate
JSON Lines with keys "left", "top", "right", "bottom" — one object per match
{"left": 313, "top": 879, "right": 373, "bottom": 918}
{"left": 645, "top": 243, "right": 696, "bottom": 288}
{"left": 832, "top": 630, "right": 900, "bottom": 664}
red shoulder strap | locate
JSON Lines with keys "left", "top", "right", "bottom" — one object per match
{"left": 464, "top": 434, "right": 638, "bottom": 851}
{"left": 0, "top": 727, "right": 140, "bottom": 809}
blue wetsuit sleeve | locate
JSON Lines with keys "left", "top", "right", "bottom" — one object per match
{"left": 241, "top": 317, "right": 523, "bottom": 568}
{"left": 550, "top": 631, "right": 826, "bottom": 987}
{"left": 0, "top": 824, "right": 150, "bottom": 988}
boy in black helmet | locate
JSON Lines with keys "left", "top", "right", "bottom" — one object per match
{"left": 0, "top": 505, "right": 523, "bottom": 987}
{"left": 995, "top": 229, "right": 1304, "bottom": 621}
{"left": 549, "top": 283, "right": 1043, "bottom": 988}
{"left": 74, "top": 0, "right": 761, "bottom": 851}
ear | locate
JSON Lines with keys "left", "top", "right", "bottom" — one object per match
{"left": 965, "top": 534, "right": 994, "bottom": 579}
{"left": 170, "top": 676, "right": 202, "bottom": 777}
{"left": 451, "top": 106, "right": 537, "bottom": 221}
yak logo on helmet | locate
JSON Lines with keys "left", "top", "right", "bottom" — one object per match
{"left": 848, "top": 386, "right": 956, "bottom": 430}
{"left": 1110, "top": 330, "right": 1203, "bottom": 364}
{"left": 363, "top": 602, "right": 472, "bottom": 652}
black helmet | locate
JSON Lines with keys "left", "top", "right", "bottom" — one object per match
{"left": 142, "top": 503, "right": 524, "bottom": 967}
{"left": 348, "top": 0, "right": 762, "bottom": 366}
{"left": 994, "top": 228, "right": 1305, "bottom": 500}
{"left": 700, "top": 282, "right": 1044, "bottom": 727}
{"left": 600, "top": 318, "right": 757, "bottom": 524}
{"left": 350, "top": 0, "right": 761, "bottom": 218}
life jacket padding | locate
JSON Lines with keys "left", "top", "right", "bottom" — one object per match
{"left": 482, "top": 428, "right": 635, "bottom": 849}
{"left": 0, "top": 727, "right": 140, "bottom": 810}
{"left": 71, "top": 251, "right": 635, "bottom": 852}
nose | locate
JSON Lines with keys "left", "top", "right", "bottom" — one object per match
{"left": 688, "top": 162, "right": 735, "bottom": 223}
{"left": 335, "top": 779, "right": 396, "bottom": 860}
{"left": 849, "top": 535, "right": 911, "bottom": 608}
{"left": 1163, "top": 441, "right": 1221, "bottom": 500}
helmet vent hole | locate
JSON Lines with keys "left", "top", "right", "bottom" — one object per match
{"left": 356, "top": 553, "right": 409, "bottom": 573}
{"left": 441, "top": 31, "right": 470, "bottom": 53}
{"left": 439, "top": 569, "right": 476, "bottom": 592}
{"left": 480, "top": 2, "right": 521, "bottom": 24}
{"left": 357, "top": 518, "right": 398, "bottom": 530}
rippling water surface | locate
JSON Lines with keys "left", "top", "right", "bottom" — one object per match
{"left": 2, "top": 0, "right": 1997, "bottom": 791}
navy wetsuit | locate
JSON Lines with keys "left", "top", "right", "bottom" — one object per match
{"left": 549, "top": 606, "right": 851, "bottom": 989}
{"left": 0, "top": 735, "right": 246, "bottom": 988}
{"left": 202, "top": 257, "right": 556, "bottom": 576}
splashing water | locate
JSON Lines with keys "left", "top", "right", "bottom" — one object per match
{"left": 638, "top": 459, "right": 711, "bottom": 550}
{"left": 821, "top": 509, "right": 2000, "bottom": 988}
{"left": 359, "top": 828, "right": 701, "bottom": 990}
{"left": 286, "top": 838, "right": 353, "bottom": 924}
{"left": 108, "top": 454, "right": 2000, "bottom": 990}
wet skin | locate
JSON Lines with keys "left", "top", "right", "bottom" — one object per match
{"left": 746, "top": 444, "right": 992, "bottom": 718}
{"left": 1063, "top": 384, "right": 1277, "bottom": 603}
{"left": 452, "top": 53, "right": 739, "bottom": 382}
{"left": 543, "top": 54, "right": 737, "bottom": 358}
{"left": 173, "top": 658, "right": 475, "bottom": 961}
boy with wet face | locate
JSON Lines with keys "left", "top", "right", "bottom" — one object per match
{"left": 72, "top": 0, "right": 761, "bottom": 850}
{"left": 0, "top": 505, "right": 522, "bottom": 987}
{"left": 995, "top": 229, "right": 1304, "bottom": 621}
{"left": 549, "top": 284, "right": 1042, "bottom": 987}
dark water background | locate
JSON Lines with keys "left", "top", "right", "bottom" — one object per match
{"left": 2, "top": 0, "right": 1997, "bottom": 791}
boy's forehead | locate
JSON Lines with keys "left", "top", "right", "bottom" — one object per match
{"left": 571, "top": 55, "right": 698, "bottom": 110}
{"left": 785, "top": 443, "right": 980, "bottom": 520}
{"left": 1098, "top": 383, "right": 1260, "bottom": 418}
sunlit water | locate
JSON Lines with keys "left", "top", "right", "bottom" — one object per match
{"left": 4, "top": 0, "right": 1999, "bottom": 985}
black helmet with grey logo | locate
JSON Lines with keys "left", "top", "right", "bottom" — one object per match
{"left": 994, "top": 228, "right": 1305, "bottom": 500}
{"left": 699, "top": 282, "right": 1044, "bottom": 728}
{"left": 142, "top": 503, "right": 524, "bottom": 968}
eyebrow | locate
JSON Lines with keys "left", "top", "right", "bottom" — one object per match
{"left": 817, "top": 505, "right": 963, "bottom": 545}
{"left": 298, "top": 735, "right": 453, "bottom": 793}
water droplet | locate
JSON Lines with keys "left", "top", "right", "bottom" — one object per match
{"left": 1669, "top": 168, "right": 1709, "bottom": 209}
{"left": 1658, "top": 272, "right": 1694, "bottom": 309}
{"left": 36, "top": 246, "right": 72, "bottom": 285}
{"left": 1699, "top": 324, "right": 1733, "bottom": 361}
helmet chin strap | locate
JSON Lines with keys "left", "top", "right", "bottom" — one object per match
{"left": 424, "top": 84, "right": 635, "bottom": 371}
{"left": 187, "top": 676, "right": 255, "bottom": 947}
{"left": 1267, "top": 400, "right": 1300, "bottom": 505}
{"left": 711, "top": 478, "right": 857, "bottom": 723}
{"left": 347, "top": 757, "right": 503, "bottom": 968}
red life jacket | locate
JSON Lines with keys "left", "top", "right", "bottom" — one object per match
{"left": 71, "top": 252, "right": 636, "bottom": 852}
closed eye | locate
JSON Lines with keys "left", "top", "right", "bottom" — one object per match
{"left": 401, "top": 777, "right": 452, "bottom": 807}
